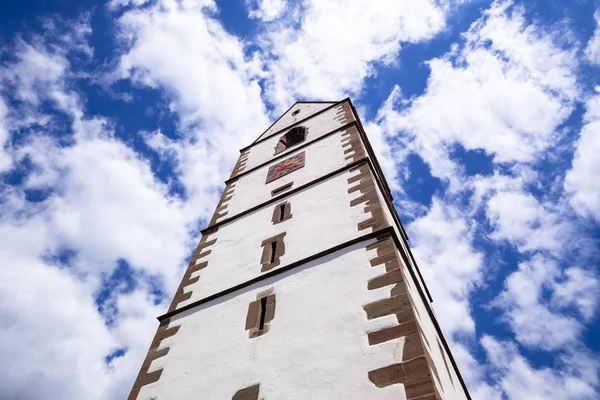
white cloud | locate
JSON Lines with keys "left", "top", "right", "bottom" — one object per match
{"left": 370, "top": 2, "right": 599, "bottom": 397}
{"left": 482, "top": 335, "right": 598, "bottom": 400}
{"left": 0, "top": 20, "right": 198, "bottom": 400}
{"left": 108, "top": 0, "right": 151, "bottom": 11}
{"left": 564, "top": 91, "right": 600, "bottom": 221}
{"left": 491, "top": 254, "right": 597, "bottom": 351}
{"left": 116, "top": 0, "right": 268, "bottom": 137}
{"left": 552, "top": 267, "right": 600, "bottom": 321}
{"left": 246, "top": 0, "right": 287, "bottom": 21}
{"left": 0, "top": 98, "right": 12, "bottom": 173}
{"left": 114, "top": 0, "right": 270, "bottom": 213}
{"left": 408, "top": 198, "right": 484, "bottom": 337}
{"left": 584, "top": 11, "right": 600, "bottom": 65}
{"left": 259, "top": 0, "right": 451, "bottom": 110}
{"left": 449, "top": 343, "right": 503, "bottom": 400}
{"left": 486, "top": 191, "right": 572, "bottom": 255}
{"left": 374, "top": 0, "right": 578, "bottom": 187}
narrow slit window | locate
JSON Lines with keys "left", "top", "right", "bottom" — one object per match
{"left": 278, "top": 204, "right": 285, "bottom": 220}
{"left": 270, "top": 241, "right": 277, "bottom": 264}
{"left": 272, "top": 202, "right": 292, "bottom": 224}
{"left": 260, "top": 233, "right": 286, "bottom": 272}
{"left": 271, "top": 182, "right": 293, "bottom": 196}
{"left": 245, "top": 290, "right": 276, "bottom": 338}
{"left": 258, "top": 297, "right": 267, "bottom": 330}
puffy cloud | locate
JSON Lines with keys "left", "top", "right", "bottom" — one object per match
{"left": 408, "top": 199, "right": 483, "bottom": 337}
{"left": 374, "top": 0, "right": 578, "bottom": 186}
{"left": 486, "top": 191, "right": 573, "bottom": 256}
{"left": 564, "top": 91, "right": 600, "bottom": 222}
{"left": 584, "top": 11, "right": 600, "bottom": 65}
{"left": 482, "top": 335, "right": 598, "bottom": 400}
{"left": 491, "top": 255, "right": 588, "bottom": 350}
{"left": 0, "top": 19, "right": 196, "bottom": 400}
{"left": 0, "top": 98, "right": 12, "bottom": 172}
{"left": 115, "top": 0, "right": 268, "bottom": 136}
{"left": 371, "top": 2, "right": 599, "bottom": 397}
{"left": 246, "top": 0, "right": 287, "bottom": 21}
{"left": 258, "top": 0, "right": 451, "bottom": 110}
{"left": 114, "top": 0, "right": 270, "bottom": 212}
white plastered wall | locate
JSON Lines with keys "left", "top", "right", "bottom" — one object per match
{"left": 241, "top": 103, "right": 353, "bottom": 173}
{"left": 222, "top": 130, "right": 354, "bottom": 221}
{"left": 179, "top": 169, "right": 370, "bottom": 307}
{"left": 138, "top": 241, "right": 413, "bottom": 400}
{"left": 252, "top": 102, "right": 337, "bottom": 144}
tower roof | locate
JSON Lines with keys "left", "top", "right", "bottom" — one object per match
{"left": 252, "top": 101, "right": 339, "bottom": 145}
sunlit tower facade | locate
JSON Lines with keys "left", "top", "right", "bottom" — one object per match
{"left": 128, "top": 99, "right": 471, "bottom": 400}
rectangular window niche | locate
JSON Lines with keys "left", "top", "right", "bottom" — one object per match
{"left": 272, "top": 202, "right": 292, "bottom": 224}
{"left": 260, "top": 233, "right": 286, "bottom": 272}
{"left": 245, "top": 290, "right": 276, "bottom": 339}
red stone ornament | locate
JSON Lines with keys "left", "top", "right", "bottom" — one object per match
{"left": 266, "top": 151, "right": 306, "bottom": 183}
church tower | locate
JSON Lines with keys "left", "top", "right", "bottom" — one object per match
{"left": 128, "top": 99, "right": 471, "bottom": 400}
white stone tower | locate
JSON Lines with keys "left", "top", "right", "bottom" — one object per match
{"left": 128, "top": 99, "right": 471, "bottom": 400}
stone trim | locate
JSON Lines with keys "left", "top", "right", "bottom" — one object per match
{"left": 364, "top": 235, "right": 441, "bottom": 400}
{"left": 271, "top": 201, "right": 292, "bottom": 224}
{"left": 245, "top": 289, "right": 276, "bottom": 338}
{"left": 348, "top": 164, "right": 388, "bottom": 233}
{"left": 167, "top": 230, "right": 218, "bottom": 313}
{"left": 230, "top": 149, "right": 250, "bottom": 179}
{"left": 209, "top": 182, "right": 237, "bottom": 226}
{"left": 333, "top": 101, "right": 355, "bottom": 125}
{"left": 341, "top": 125, "right": 366, "bottom": 164}
{"left": 127, "top": 318, "right": 180, "bottom": 400}
{"left": 232, "top": 383, "right": 260, "bottom": 400}
{"left": 260, "top": 233, "right": 286, "bottom": 272}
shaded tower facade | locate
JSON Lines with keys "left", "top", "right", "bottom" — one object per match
{"left": 128, "top": 99, "right": 471, "bottom": 400}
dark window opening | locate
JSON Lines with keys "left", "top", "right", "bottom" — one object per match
{"left": 258, "top": 297, "right": 267, "bottom": 330}
{"left": 245, "top": 290, "right": 276, "bottom": 339}
{"left": 292, "top": 109, "right": 300, "bottom": 116}
{"left": 274, "top": 126, "right": 306, "bottom": 154}
{"left": 270, "top": 241, "right": 277, "bottom": 264}
{"left": 260, "top": 233, "right": 286, "bottom": 272}
{"left": 278, "top": 204, "right": 285, "bottom": 220}
{"left": 271, "top": 182, "right": 293, "bottom": 196}
{"left": 272, "top": 202, "right": 292, "bottom": 225}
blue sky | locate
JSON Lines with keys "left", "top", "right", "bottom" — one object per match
{"left": 0, "top": 0, "right": 598, "bottom": 399}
